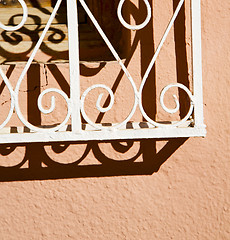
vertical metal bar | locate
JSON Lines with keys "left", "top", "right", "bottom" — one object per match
{"left": 67, "top": 0, "right": 81, "bottom": 132}
{"left": 191, "top": 0, "right": 205, "bottom": 128}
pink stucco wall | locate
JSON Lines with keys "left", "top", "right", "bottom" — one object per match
{"left": 0, "top": 0, "right": 229, "bottom": 239}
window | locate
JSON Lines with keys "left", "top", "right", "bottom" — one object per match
{"left": 0, "top": 0, "right": 206, "bottom": 144}
{"left": 0, "top": 0, "right": 128, "bottom": 62}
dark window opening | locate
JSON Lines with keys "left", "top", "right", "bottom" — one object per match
{"left": 0, "top": 0, "right": 129, "bottom": 63}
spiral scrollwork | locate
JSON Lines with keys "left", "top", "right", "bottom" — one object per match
{"left": 38, "top": 88, "right": 71, "bottom": 117}
{"left": 0, "top": 0, "right": 196, "bottom": 138}
{"left": 14, "top": 88, "right": 71, "bottom": 133}
{"left": 160, "top": 84, "right": 193, "bottom": 115}
{"left": 80, "top": 84, "right": 115, "bottom": 130}
{"left": 0, "top": 1, "right": 28, "bottom": 130}
{"left": 0, "top": 0, "right": 28, "bottom": 31}
{"left": 139, "top": 83, "right": 194, "bottom": 128}
{"left": 117, "top": 0, "right": 151, "bottom": 30}
{"left": 7, "top": 0, "right": 68, "bottom": 133}
{"left": 80, "top": 84, "right": 138, "bottom": 130}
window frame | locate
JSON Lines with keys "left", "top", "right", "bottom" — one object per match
{"left": 0, "top": 0, "right": 206, "bottom": 144}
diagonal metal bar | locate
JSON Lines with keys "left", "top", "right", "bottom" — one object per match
{"left": 140, "top": 0, "right": 185, "bottom": 89}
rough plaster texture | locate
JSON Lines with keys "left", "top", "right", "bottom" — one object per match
{"left": 0, "top": 0, "right": 230, "bottom": 239}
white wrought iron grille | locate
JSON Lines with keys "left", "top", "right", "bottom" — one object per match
{"left": 0, "top": 0, "right": 206, "bottom": 144}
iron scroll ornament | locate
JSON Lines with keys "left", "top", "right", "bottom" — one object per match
{"left": 0, "top": 0, "right": 72, "bottom": 132}
{"left": 0, "top": 0, "right": 201, "bottom": 138}
{"left": 79, "top": 0, "right": 194, "bottom": 130}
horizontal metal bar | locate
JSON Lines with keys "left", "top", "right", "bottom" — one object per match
{"left": 0, "top": 126, "right": 206, "bottom": 144}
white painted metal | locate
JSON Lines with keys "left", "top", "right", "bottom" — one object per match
{"left": 67, "top": 0, "right": 82, "bottom": 133}
{"left": 0, "top": 0, "right": 206, "bottom": 144}
{"left": 0, "top": 0, "right": 28, "bottom": 31}
{"left": 191, "top": 0, "right": 206, "bottom": 129}
{"left": 0, "top": 127, "right": 206, "bottom": 144}
{"left": 138, "top": 0, "right": 190, "bottom": 128}
{"left": 117, "top": 0, "right": 152, "bottom": 30}
{"left": 79, "top": 0, "right": 139, "bottom": 130}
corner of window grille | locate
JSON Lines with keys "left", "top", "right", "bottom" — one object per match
{"left": 0, "top": 0, "right": 206, "bottom": 144}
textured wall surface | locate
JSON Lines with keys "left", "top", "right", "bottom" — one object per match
{"left": 0, "top": 0, "right": 229, "bottom": 239}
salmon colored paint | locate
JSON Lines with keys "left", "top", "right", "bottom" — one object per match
{"left": 0, "top": 0, "right": 229, "bottom": 239}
